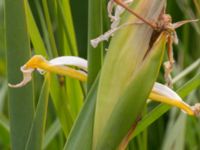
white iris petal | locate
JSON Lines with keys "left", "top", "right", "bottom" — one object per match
{"left": 49, "top": 56, "right": 88, "bottom": 71}
{"left": 153, "top": 82, "right": 182, "bottom": 101}
{"left": 152, "top": 82, "right": 192, "bottom": 114}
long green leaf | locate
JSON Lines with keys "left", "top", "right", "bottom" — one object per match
{"left": 42, "top": 0, "right": 58, "bottom": 57}
{"left": 87, "top": 0, "right": 104, "bottom": 90}
{"left": 57, "top": 0, "right": 84, "bottom": 119}
{"left": 34, "top": 0, "right": 53, "bottom": 58}
{"left": 0, "top": 80, "right": 7, "bottom": 112}
{"left": 65, "top": 78, "right": 84, "bottom": 119}
{"left": 0, "top": 114, "right": 10, "bottom": 148}
{"left": 57, "top": 0, "right": 78, "bottom": 56}
{"left": 25, "top": 74, "right": 50, "bottom": 150}
{"left": 5, "top": 0, "right": 34, "bottom": 149}
{"left": 43, "top": 119, "right": 61, "bottom": 149}
{"left": 24, "top": 1, "right": 47, "bottom": 57}
{"left": 64, "top": 75, "right": 99, "bottom": 150}
{"left": 69, "top": 0, "right": 88, "bottom": 57}
{"left": 161, "top": 106, "right": 187, "bottom": 150}
{"left": 49, "top": 74, "right": 73, "bottom": 136}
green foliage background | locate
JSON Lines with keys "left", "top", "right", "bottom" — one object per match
{"left": 0, "top": 0, "right": 200, "bottom": 149}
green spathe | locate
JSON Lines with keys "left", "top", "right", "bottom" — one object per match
{"left": 93, "top": 0, "right": 166, "bottom": 148}
{"left": 94, "top": 32, "right": 166, "bottom": 149}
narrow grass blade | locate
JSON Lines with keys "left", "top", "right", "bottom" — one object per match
{"left": 65, "top": 79, "right": 84, "bottom": 118}
{"left": 34, "top": 0, "right": 53, "bottom": 58}
{"left": 24, "top": 1, "right": 47, "bottom": 57}
{"left": 172, "top": 58, "right": 200, "bottom": 83}
{"left": 0, "top": 0, "right": 5, "bottom": 62}
{"left": 0, "top": 114, "right": 10, "bottom": 149}
{"left": 87, "top": 0, "right": 104, "bottom": 90}
{"left": 161, "top": 106, "right": 187, "bottom": 150}
{"left": 64, "top": 76, "right": 99, "bottom": 150}
{"left": 56, "top": 0, "right": 84, "bottom": 118}
{"left": 5, "top": 0, "right": 34, "bottom": 149}
{"left": 0, "top": 80, "right": 7, "bottom": 112}
{"left": 25, "top": 74, "right": 50, "bottom": 150}
{"left": 42, "top": 0, "right": 58, "bottom": 57}
{"left": 49, "top": 74, "right": 73, "bottom": 136}
{"left": 70, "top": 0, "right": 88, "bottom": 57}
{"left": 43, "top": 119, "right": 61, "bottom": 149}
{"left": 57, "top": 0, "right": 78, "bottom": 56}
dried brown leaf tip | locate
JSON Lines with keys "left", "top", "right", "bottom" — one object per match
{"left": 113, "top": 0, "right": 198, "bottom": 87}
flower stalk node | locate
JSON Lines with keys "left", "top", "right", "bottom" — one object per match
{"left": 191, "top": 103, "right": 200, "bottom": 117}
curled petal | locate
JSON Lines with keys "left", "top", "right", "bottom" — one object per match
{"left": 91, "top": 0, "right": 134, "bottom": 48}
{"left": 49, "top": 56, "right": 88, "bottom": 71}
{"left": 9, "top": 55, "right": 88, "bottom": 88}
{"left": 150, "top": 82, "right": 200, "bottom": 116}
{"left": 8, "top": 66, "right": 34, "bottom": 88}
{"left": 153, "top": 82, "right": 182, "bottom": 101}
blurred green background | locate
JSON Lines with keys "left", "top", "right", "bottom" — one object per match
{"left": 0, "top": 0, "right": 200, "bottom": 150}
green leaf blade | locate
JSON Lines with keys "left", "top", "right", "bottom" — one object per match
{"left": 25, "top": 74, "right": 50, "bottom": 150}
{"left": 5, "top": 0, "right": 35, "bottom": 149}
{"left": 64, "top": 76, "right": 99, "bottom": 150}
{"left": 87, "top": 0, "right": 104, "bottom": 90}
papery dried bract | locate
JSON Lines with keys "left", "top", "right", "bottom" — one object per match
{"left": 91, "top": 0, "right": 134, "bottom": 48}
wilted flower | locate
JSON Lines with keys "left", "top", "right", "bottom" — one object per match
{"left": 8, "top": 55, "right": 87, "bottom": 88}
{"left": 9, "top": 55, "right": 200, "bottom": 116}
